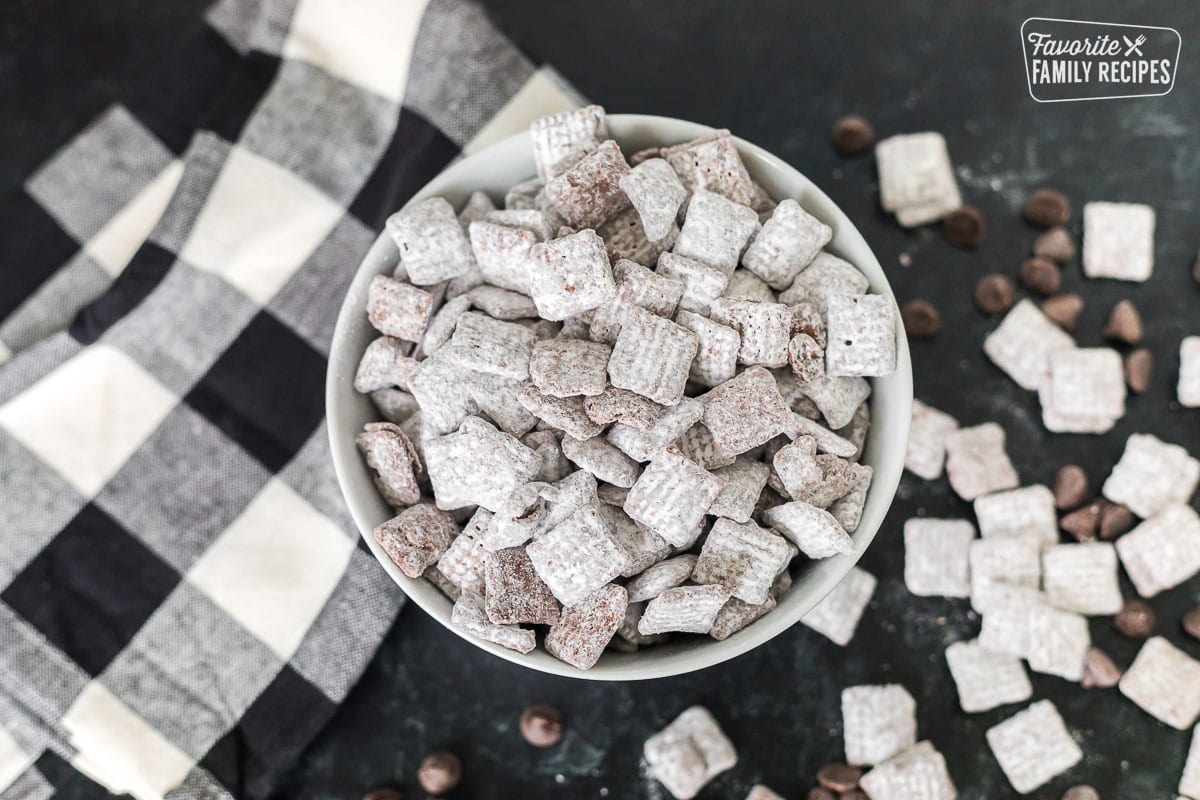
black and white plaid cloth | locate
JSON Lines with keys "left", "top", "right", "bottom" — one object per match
{"left": 0, "top": 1, "right": 583, "bottom": 797}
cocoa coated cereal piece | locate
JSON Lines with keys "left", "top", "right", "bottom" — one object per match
{"left": 779, "top": 251, "right": 869, "bottom": 309}
{"left": 974, "top": 274, "right": 1015, "bottom": 315}
{"left": 968, "top": 538, "right": 1041, "bottom": 614}
{"left": 985, "top": 700, "right": 1082, "bottom": 793}
{"left": 517, "top": 387, "right": 605, "bottom": 440}
{"left": 420, "top": 295, "right": 471, "bottom": 356}
{"left": 468, "top": 220, "right": 537, "bottom": 293}
{"left": 743, "top": 199, "right": 833, "bottom": 289}
{"left": 674, "top": 310, "right": 740, "bottom": 388}
{"left": 672, "top": 188, "right": 760, "bottom": 274}
{"left": 479, "top": 482, "right": 547, "bottom": 551}
{"left": 1179, "top": 336, "right": 1200, "bottom": 407}
{"left": 1053, "top": 465, "right": 1089, "bottom": 509}
{"left": 638, "top": 585, "right": 732, "bottom": 635}
{"left": 903, "top": 518, "right": 974, "bottom": 598}
{"left": 765, "top": 501, "right": 852, "bottom": 558}
{"left": 385, "top": 197, "right": 476, "bottom": 286}
{"left": 944, "top": 639, "right": 1032, "bottom": 713}
{"left": 607, "top": 307, "right": 698, "bottom": 406}
{"left": 842, "top": 684, "right": 917, "bottom": 766}
{"left": 529, "top": 337, "right": 611, "bottom": 397}
{"left": 436, "top": 515, "right": 491, "bottom": 594}
{"left": 530, "top": 105, "right": 607, "bottom": 180}
{"left": 829, "top": 463, "right": 872, "bottom": 533}
{"left": 707, "top": 296, "right": 794, "bottom": 368}
{"left": 1033, "top": 226, "right": 1076, "bottom": 262}
{"left": 693, "top": 518, "right": 791, "bottom": 604}
{"left": 597, "top": 503, "right": 671, "bottom": 577}
{"left": 1039, "top": 348, "right": 1126, "bottom": 435}
{"left": 457, "top": 189, "right": 495, "bottom": 229}
{"left": 708, "top": 459, "right": 771, "bottom": 523}
{"left": 545, "top": 139, "right": 631, "bottom": 229}
{"left": 783, "top": 414, "right": 859, "bottom": 458}
{"left": 900, "top": 299, "right": 941, "bottom": 338}
{"left": 561, "top": 435, "right": 641, "bottom": 488}
{"left": 439, "top": 311, "right": 536, "bottom": 380}
{"left": 800, "top": 565, "right": 876, "bottom": 646}
{"left": 357, "top": 422, "right": 422, "bottom": 508}
{"left": 788, "top": 333, "right": 824, "bottom": 383}
{"left": 701, "top": 366, "right": 793, "bottom": 456}
{"left": 875, "top": 132, "right": 962, "bottom": 227}
{"left": 1042, "top": 542, "right": 1123, "bottom": 616}
{"left": 1020, "top": 256, "right": 1062, "bottom": 295}
{"left": 904, "top": 400, "right": 958, "bottom": 480}
{"left": 366, "top": 275, "right": 433, "bottom": 342}
{"left": 1083, "top": 201, "right": 1155, "bottom": 282}
{"left": 825, "top": 293, "right": 897, "bottom": 377}
{"left": 1102, "top": 433, "right": 1200, "bottom": 518}
{"left": 355, "top": 336, "right": 418, "bottom": 393}
{"left": 1119, "top": 636, "right": 1200, "bottom": 729}
{"left": 422, "top": 416, "right": 541, "bottom": 511}
{"left": 709, "top": 594, "right": 777, "bottom": 641}
{"left": 589, "top": 259, "right": 685, "bottom": 344}
{"left": 656, "top": 251, "right": 730, "bottom": 313}
{"left": 1116, "top": 505, "right": 1200, "bottom": 598}
{"left": 583, "top": 387, "right": 661, "bottom": 431}
{"left": 942, "top": 205, "right": 986, "bottom": 248}
{"left": 661, "top": 129, "right": 758, "bottom": 207}
{"left": 597, "top": 206, "right": 675, "bottom": 266}
{"left": 451, "top": 590, "right": 536, "bottom": 653}
{"left": 1024, "top": 189, "right": 1071, "bottom": 229}
{"left": 466, "top": 285, "right": 539, "bottom": 321}
{"left": 545, "top": 583, "right": 628, "bottom": 670}
{"left": 796, "top": 374, "right": 871, "bottom": 430}
{"left": 374, "top": 503, "right": 457, "bottom": 578}
{"left": 857, "top": 742, "right": 956, "bottom": 800}
{"left": 371, "top": 388, "right": 419, "bottom": 425}
{"left": 625, "top": 555, "right": 699, "bottom": 603}
{"left": 644, "top": 706, "right": 738, "bottom": 800}
{"left": 724, "top": 269, "right": 775, "bottom": 302}
{"left": 606, "top": 397, "right": 704, "bottom": 462}
{"left": 1103, "top": 299, "right": 1143, "bottom": 344}
{"left": 674, "top": 422, "right": 736, "bottom": 470}
{"left": 623, "top": 446, "right": 724, "bottom": 546}
{"left": 1124, "top": 347, "right": 1153, "bottom": 394}
{"left": 524, "top": 503, "right": 624, "bottom": 606}
{"left": 526, "top": 229, "right": 618, "bottom": 321}
{"left": 943, "top": 423, "right": 1020, "bottom": 502}
{"left": 519, "top": 704, "right": 564, "bottom": 747}
{"left": 484, "top": 547, "right": 561, "bottom": 625}
{"left": 831, "top": 115, "right": 875, "bottom": 156}
{"left": 619, "top": 158, "right": 688, "bottom": 242}
{"left": 973, "top": 484, "right": 1058, "bottom": 547}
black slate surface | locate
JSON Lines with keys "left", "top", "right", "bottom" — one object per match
{"left": 5, "top": 2, "right": 1200, "bottom": 799}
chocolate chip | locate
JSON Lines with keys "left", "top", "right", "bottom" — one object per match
{"left": 1114, "top": 598, "right": 1156, "bottom": 639}
{"left": 1124, "top": 348, "right": 1152, "bottom": 394}
{"left": 1019, "top": 256, "right": 1062, "bottom": 295}
{"left": 417, "top": 751, "right": 462, "bottom": 795}
{"left": 519, "top": 704, "right": 564, "bottom": 747}
{"left": 839, "top": 792, "right": 868, "bottom": 800}
{"left": 1082, "top": 646, "right": 1122, "bottom": 689}
{"left": 1052, "top": 465, "right": 1089, "bottom": 510}
{"left": 974, "top": 274, "right": 1015, "bottom": 315}
{"left": 1103, "top": 299, "right": 1143, "bottom": 345}
{"left": 1041, "top": 294, "right": 1083, "bottom": 332}
{"left": 1024, "top": 189, "right": 1071, "bottom": 229}
{"left": 1063, "top": 784, "right": 1101, "bottom": 800}
{"left": 942, "top": 206, "right": 986, "bottom": 248}
{"left": 807, "top": 789, "right": 838, "bottom": 800}
{"left": 900, "top": 299, "right": 942, "bottom": 338}
{"left": 1098, "top": 503, "right": 1134, "bottom": 540}
{"left": 817, "top": 763, "right": 863, "bottom": 792}
{"left": 831, "top": 115, "right": 875, "bottom": 156}
{"left": 1183, "top": 605, "right": 1200, "bottom": 641}
{"left": 1061, "top": 501, "right": 1102, "bottom": 542}
{"left": 363, "top": 788, "right": 404, "bottom": 800}
{"left": 1033, "top": 227, "right": 1076, "bottom": 263}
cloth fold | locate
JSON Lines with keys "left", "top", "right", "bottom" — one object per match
{"left": 0, "top": 1, "right": 583, "bottom": 797}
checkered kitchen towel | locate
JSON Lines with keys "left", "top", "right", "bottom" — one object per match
{"left": 0, "top": 1, "right": 584, "bottom": 797}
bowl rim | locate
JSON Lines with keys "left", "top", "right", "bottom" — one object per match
{"left": 326, "top": 113, "right": 913, "bottom": 681}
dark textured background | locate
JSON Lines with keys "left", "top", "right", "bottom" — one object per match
{"left": 4, "top": 2, "right": 1200, "bottom": 798}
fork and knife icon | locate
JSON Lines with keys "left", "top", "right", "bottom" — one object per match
{"left": 1123, "top": 34, "right": 1147, "bottom": 56}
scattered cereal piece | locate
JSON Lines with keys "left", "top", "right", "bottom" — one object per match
{"left": 943, "top": 423, "right": 1020, "bottom": 502}
{"left": 1119, "top": 637, "right": 1200, "bottom": 729}
{"left": 639, "top": 585, "right": 732, "bottom": 635}
{"left": 531, "top": 105, "right": 607, "bottom": 180}
{"left": 527, "top": 229, "right": 618, "bottom": 321}
{"left": 945, "top": 639, "right": 1032, "bottom": 713}
{"left": 626, "top": 555, "right": 700, "bottom": 603}
{"left": 644, "top": 706, "right": 738, "bottom": 800}
{"left": 423, "top": 416, "right": 541, "bottom": 511}
{"left": 529, "top": 337, "right": 612, "bottom": 397}
{"left": 545, "top": 583, "right": 628, "bottom": 670}
{"left": 904, "top": 400, "right": 959, "bottom": 480}
{"left": 693, "top": 518, "right": 791, "bottom": 604}
{"left": 801, "top": 565, "right": 875, "bottom": 646}
{"left": 385, "top": 197, "right": 476, "bottom": 285}
{"left": 1039, "top": 348, "right": 1126, "bottom": 434}
{"left": 527, "top": 503, "right": 626, "bottom": 606}
{"left": 842, "top": 684, "right": 917, "bottom": 766}
{"left": 981, "top": 600, "right": 1089, "bottom": 681}
{"left": 875, "top": 132, "right": 962, "bottom": 227}
{"left": 968, "top": 538, "right": 1042, "bottom": 616}
{"left": 985, "top": 700, "right": 1082, "bottom": 794}
{"left": 357, "top": 421, "right": 422, "bottom": 507}
{"left": 973, "top": 484, "right": 1058, "bottom": 548}
{"left": 450, "top": 590, "right": 536, "bottom": 653}
{"left": 545, "top": 139, "right": 631, "bottom": 229}
{"left": 744, "top": 785, "right": 785, "bottom": 800}
{"left": 661, "top": 129, "right": 757, "bottom": 206}
{"left": 983, "top": 299, "right": 1076, "bottom": 391}
{"left": 367, "top": 275, "right": 433, "bottom": 342}
{"left": 675, "top": 310, "right": 740, "bottom": 388}
{"left": 1042, "top": 542, "right": 1123, "bottom": 615}
{"left": 1115, "top": 504, "right": 1200, "bottom": 598}
{"left": 468, "top": 220, "right": 537, "bottom": 293}
{"left": 765, "top": 501, "right": 853, "bottom": 558}
{"left": 743, "top": 199, "right": 833, "bottom": 289}
{"left": 374, "top": 503, "right": 457, "bottom": 578}
{"left": 484, "top": 547, "right": 561, "bottom": 625}
{"left": 858, "top": 741, "right": 957, "bottom": 800}
{"left": 1180, "top": 724, "right": 1200, "bottom": 798}
{"left": 657, "top": 251, "right": 729, "bottom": 313}
{"left": 439, "top": 311, "right": 536, "bottom": 380}
{"left": 825, "top": 293, "right": 897, "bottom": 377}
{"left": 584, "top": 387, "right": 661, "bottom": 431}
{"left": 673, "top": 189, "right": 760, "bottom": 274}
{"left": 1180, "top": 336, "right": 1200, "bottom": 407}
{"left": 620, "top": 158, "right": 688, "bottom": 242}
{"left": 608, "top": 308, "right": 699, "bottom": 406}
{"left": 903, "top": 518, "right": 973, "bottom": 598}
{"left": 709, "top": 459, "right": 771, "bottom": 523}
{"left": 355, "top": 336, "right": 418, "bottom": 393}
{"left": 1102, "top": 433, "right": 1200, "bottom": 518}
{"left": 708, "top": 296, "right": 793, "bottom": 367}
{"left": 1083, "top": 201, "right": 1156, "bottom": 282}
{"left": 701, "top": 366, "right": 793, "bottom": 456}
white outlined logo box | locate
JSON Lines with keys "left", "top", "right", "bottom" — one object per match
{"left": 1022, "top": 17, "right": 1180, "bottom": 103}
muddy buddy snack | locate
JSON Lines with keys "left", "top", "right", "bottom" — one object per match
{"left": 351, "top": 106, "right": 898, "bottom": 670}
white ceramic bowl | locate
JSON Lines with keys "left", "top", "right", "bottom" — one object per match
{"left": 327, "top": 114, "right": 913, "bottom": 680}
